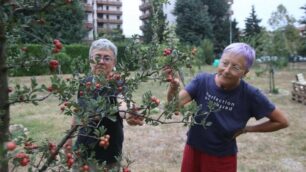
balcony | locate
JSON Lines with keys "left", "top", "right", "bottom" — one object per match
{"left": 96, "top": 10, "right": 122, "bottom": 15}
{"left": 98, "top": 27, "right": 122, "bottom": 32}
{"left": 97, "top": 18, "right": 123, "bottom": 24}
{"left": 83, "top": 4, "right": 93, "bottom": 12}
{"left": 97, "top": 28, "right": 113, "bottom": 33}
{"left": 139, "top": 2, "right": 151, "bottom": 11}
{"left": 140, "top": 25, "right": 145, "bottom": 31}
{"left": 139, "top": 13, "right": 150, "bottom": 20}
{"left": 96, "top": 0, "right": 122, "bottom": 6}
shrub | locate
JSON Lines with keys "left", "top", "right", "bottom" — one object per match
{"left": 8, "top": 44, "right": 50, "bottom": 76}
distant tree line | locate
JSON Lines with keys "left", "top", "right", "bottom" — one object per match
{"left": 161, "top": 0, "right": 306, "bottom": 65}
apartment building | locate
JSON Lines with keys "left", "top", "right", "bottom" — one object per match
{"left": 139, "top": 0, "right": 176, "bottom": 32}
{"left": 83, "top": 0, "right": 123, "bottom": 41}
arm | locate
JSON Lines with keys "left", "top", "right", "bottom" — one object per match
{"left": 167, "top": 78, "right": 192, "bottom": 108}
{"left": 234, "top": 108, "right": 289, "bottom": 138}
{"left": 244, "top": 108, "right": 289, "bottom": 133}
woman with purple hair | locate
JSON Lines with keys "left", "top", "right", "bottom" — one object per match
{"left": 167, "top": 42, "right": 289, "bottom": 172}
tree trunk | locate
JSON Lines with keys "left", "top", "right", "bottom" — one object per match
{"left": 0, "top": 20, "right": 9, "bottom": 172}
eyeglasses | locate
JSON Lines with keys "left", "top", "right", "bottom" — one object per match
{"left": 219, "top": 60, "right": 244, "bottom": 73}
{"left": 91, "top": 55, "right": 114, "bottom": 63}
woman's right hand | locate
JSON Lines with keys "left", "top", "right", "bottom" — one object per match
{"left": 126, "top": 115, "right": 144, "bottom": 126}
{"left": 163, "top": 66, "right": 180, "bottom": 89}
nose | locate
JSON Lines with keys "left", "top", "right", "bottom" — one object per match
{"left": 98, "top": 58, "right": 106, "bottom": 64}
{"left": 223, "top": 65, "right": 231, "bottom": 73}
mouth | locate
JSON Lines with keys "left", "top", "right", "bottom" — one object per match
{"left": 95, "top": 65, "right": 105, "bottom": 69}
{"left": 218, "top": 73, "right": 231, "bottom": 79}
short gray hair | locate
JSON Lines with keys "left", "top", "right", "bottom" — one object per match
{"left": 222, "top": 42, "right": 256, "bottom": 70}
{"left": 89, "top": 38, "right": 118, "bottom": 58}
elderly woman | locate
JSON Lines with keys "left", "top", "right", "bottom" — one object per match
{"left": 66, "top": 38, "right": 142, "bottom": 171}
{"left": 167, "top": 42, "right": 289, "bottom": 172}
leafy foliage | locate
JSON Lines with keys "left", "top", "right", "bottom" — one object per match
{"left": 268, "top": 4, "right": 296, "bottom": 30}
{"left": 195, "top": 39, "right": 214, "bottom": 65}
{"left": 142, "top": 0, "right": 167, "bottom": 43}
{"left": 298, "top": 4, "right": 306, "bottom": 56}
{"left": 174, "top": 0, "right": 213, "bottom": 45}
{"left": 174, "top": 0, "right": 239, "bottom": 52}
{"left": 16, "top": 0, "right": 86, "bottom": 44}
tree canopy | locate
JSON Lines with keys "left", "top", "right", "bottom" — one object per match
{"left": 244, "top": 5, "right": 262, "bottom": 37}
{"left": 15, "top": 1, "right": 86, "bottom": 44}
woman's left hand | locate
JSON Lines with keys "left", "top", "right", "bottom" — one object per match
{"left": 232, "top": 128, "right": 247, "bottom": 139}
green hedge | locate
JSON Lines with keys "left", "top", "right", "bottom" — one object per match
{"left": 63, "top": 44, "right": 90, "bottom": 74}
{"left": 8, "top": 44, "right": 50, "bottom": 76}
{"left": 7, "top": 42, "right": 129, "bottom": 76}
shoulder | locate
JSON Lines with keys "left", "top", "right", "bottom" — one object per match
{"left": 193, "top": 72, "right": 213, "bottom": 81}
{"left": 241, "top": 80, "right": 263, "bottom": 96}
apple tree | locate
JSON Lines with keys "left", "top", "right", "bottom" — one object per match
{"left": 0, "top": 0, "right": 214, "bottom": 171}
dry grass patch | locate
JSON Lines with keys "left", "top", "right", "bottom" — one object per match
{"left": 8, "top": 65, "right": 306, "bottom": 171}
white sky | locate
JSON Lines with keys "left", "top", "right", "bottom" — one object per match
{"left": 122, "top": 0, "right": 306, "bottom": 37}
{"left": 231, "top": 0, "right": 305, "bottom": 30}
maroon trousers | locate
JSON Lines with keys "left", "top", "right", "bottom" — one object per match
{"left": 181, "top": 144, "right": 237, "bottom": 172}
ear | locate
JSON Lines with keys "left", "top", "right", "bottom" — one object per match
{"left": 242, "top": 70, "right": 249, "bottom": 78}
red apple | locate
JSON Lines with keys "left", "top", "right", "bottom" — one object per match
{"left": 95, "top": 83, "right": 101, "bottom": 89}
{"left": 6, "top": 141, "right": 17, "bottom": 151}
{"left": 20, "top": 158, "right": 30, "bottom": 166}
{"left": 122, "top": 167, "right": 131, "bottom": 172}
{"left": 49, "top": 60, "right": 59, "bottom": 71}
{"left": 163, "top": 48, "right": 172, "bottom": 56}
{"left": 66, "top": 152, "right": 73, "bottom": 159}
{"left": 81, "top": 164, "right": 90, "bottom": 171}
{"left": 55, "top": 42, "right": 63, "bottom": 49}
{"left": 47, "top": 86, "right": 53, "bottom": 92}
{"left": 53, "top": 39, "right": 60, "bottom": 45}
{"left": 52, "top": 48, "right": 61, "bottom": 54}
{"left": 79, "top": 91, "right": 84, "bottom": 96}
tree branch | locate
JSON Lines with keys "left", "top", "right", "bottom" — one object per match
{"left": 39, "top": 125, "right": 78, "bottom": 172}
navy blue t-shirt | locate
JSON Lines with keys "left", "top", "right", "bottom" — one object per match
{"left": 185, "top": 73, "right": 275, "bottom": 156}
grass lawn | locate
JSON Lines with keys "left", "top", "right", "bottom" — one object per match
{"left": 9, "top": 64, "right": 306, "bottom": 172}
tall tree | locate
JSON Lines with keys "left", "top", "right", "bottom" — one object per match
{"left": 244, "top": 5, "right": 262, "bottom": 37}
{"left": 232, "top": 19, "right": 240, "bottom": 42}
{"left": 204, "top": 0, "right": 231, "bottom": 52}
{"left": 174, "top": 0, "right": 213, "bottom": 45}
{"left": 17, "top": 1, "right": 86, "bottom": 44}
{"left": 174, "top": 0, "right": 234, "bottom": 51}
{"left": 268, "top": 4, "right": 300, "bottom": 57}
{"left": 268, "top": 4, "right": 296, "bottom": 30}
{"left": 300, "top": 4, "right": 306, "bottom": 25}
{"left": 142, "top": 0, "right": 167, "bottom": 44}
{"left": 298, "top": 4, "right": 306, "bottom": 55}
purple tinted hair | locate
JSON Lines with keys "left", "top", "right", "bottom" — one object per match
{"left": 222, "top": 42, "right": 256, "bottom": 70}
